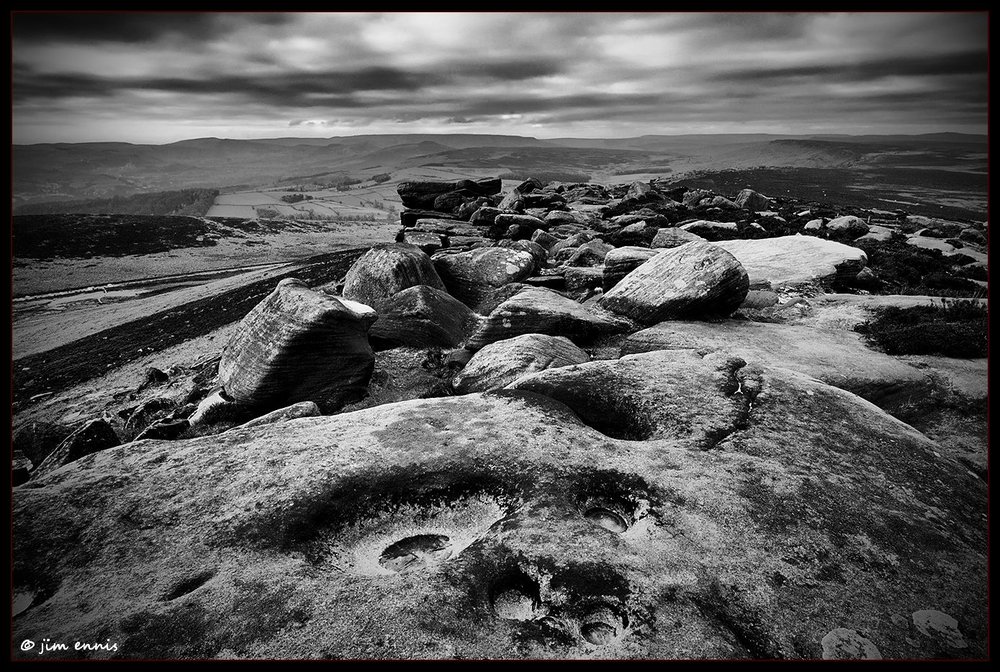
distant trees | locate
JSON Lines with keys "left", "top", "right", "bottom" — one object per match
{"left": 280, "top": 193, "right": 313, "bottom": 203}
{"left": 372, "top": 172, "right": 392, "bottom": 184}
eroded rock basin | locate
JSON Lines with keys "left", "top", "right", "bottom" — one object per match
{"left": 12, "top": 351, "right": 987, "bottom": 660}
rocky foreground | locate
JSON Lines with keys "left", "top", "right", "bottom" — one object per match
{"left": 12, "top": 176, "right": 988, "bottom": 660}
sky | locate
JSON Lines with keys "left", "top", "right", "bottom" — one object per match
{"left": 11, "top": 11, "right": 989, "bottom": 145}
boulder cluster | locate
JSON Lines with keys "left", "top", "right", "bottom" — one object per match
{"left": 12, "top": 175, "right": 987, "bottom": 660}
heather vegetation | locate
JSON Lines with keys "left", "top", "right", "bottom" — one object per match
{"left": 15, "top": 188, "right": 220, "bottom": 217}
{"left": 855, "top": 299, "right": 988, "bottom": 358}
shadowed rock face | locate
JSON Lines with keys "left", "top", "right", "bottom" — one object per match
{"left": 341, "top": 243, "right": 445, "bottom": 310}
{"left": 12, "top": 350, "right": 986, "bottom": 660}
{"left": 597, "top": 242, "right": 749, "bottom": 324}
{"left": 218, "top": 278, "right": 377, "bottom": 414}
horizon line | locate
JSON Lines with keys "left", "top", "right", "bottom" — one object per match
{"left": 13, "top": 130, "right": 988, "bottom": 147}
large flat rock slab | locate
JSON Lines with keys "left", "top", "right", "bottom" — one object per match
{"left": 714, "top": 236, "right": 867, "bottom": 288}
{"left": 13, "top": 351, "right": 986, "bottom": 660}
{"left": 620, "top": 320, "right": 932, "bottom": 411}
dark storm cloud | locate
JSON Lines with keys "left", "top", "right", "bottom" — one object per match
{"left": 12, "top": 12, "right": 291, "bottom": 44}
{"left": 13, "top": 58, "right": 564, "bottom": 106}
{"left": 710, "top": 49, "right": 988, "bottom": 84}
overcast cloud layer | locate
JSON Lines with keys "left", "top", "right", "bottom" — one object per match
{"left": 12, "top": 12, "right": 988, "bottom": 144}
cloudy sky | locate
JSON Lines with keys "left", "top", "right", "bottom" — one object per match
{"left": 12, "top": 11, "right": 988, "bottom": 145}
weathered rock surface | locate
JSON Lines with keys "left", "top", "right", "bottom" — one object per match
{"left": 233, "top": 401, "right": 322, "bottom": 430}
{"left": 497, "top": 239, "right": 548, "bottom": 269}
{"left": 680, "top": 220, "right": 738, "bottom": 241}
{"left": 134, "top": 419, "right": 191, "bottom": 442}
{"left": 821, "top": 628, "right": 881, "bottom": 659}
{"left": 549, "top": 231, "right": 595, "bottom": 257}
{"left": 30, "top": 418, "right": 120, "bottom": 480}
{"left": 397, "top": 178, "right": 501, "bottom": 209}
{"left": 433, "top": 247, "right": 537, "bottom": 309}
{"left": 218, "top": 278, "right": 377, "bottom": 414}
{"left": 368, "top": 285, "right": 481, "bottom": 350}
{"left": 492, "top": 213, "right": 547, "bottom": 240}
{"left": 400, "top": 231, "right": 445, "bottom": 255}
{"left": 467, "top": 287, "right": 624, "bottom": 350}
{"left": 651, "top": 227, "right": 706, "bottom": 249}
{"left": 12, "top": 349, "right": 985, "bottom": 659}
{"left": 620, "top": 320, "right": 932, "bottom": 411}
{"left": 826, "top": 215, "right": 870, "bottom": 238}
{"left": 453, "top": 334, "right": 590, "bottom": 393}
{"left": 123, "top": 397, "right": 178, "bottom": 438}
{"left": 609, "top": 221, "right": 658, "bottom": 247}
{"left": 564, "top": 266, "right": 605, "bottom": 292}
{"left": 399, "top": 209, "right": 459, "bottom": 229}
{"left": 565, "top": 240, "right": 613, "bottom": 267}
{"left": 13, "top": 421, "right": 73, "bottom": 467}
{"left": 714, "top": 236, "right": 867, "bottom": 288}
{"left": 341, "top": 243, "right": 445, "bottom": 310}
{"left": 734, "top": 188, "right": 772, "bottom": 211}
{"left": 597, "top": 242, "right": 749, "bottom": 324}
{"left": 602, "top": 246, "right": 659, "bottom": 291}
{"left": 906, "top": 236, "right": 956, "bottom": 253}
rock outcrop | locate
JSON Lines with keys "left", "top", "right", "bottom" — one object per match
{"left": 30, "top": 418, "right": 120, "bottom": 480}
{"left": 734, "top": 188, "right": 772, "bottom": 211}
{"left": 341, "top": 243, "right": 445, "bottom": 310}
{"left": 651, "top": 227, "right": 706, "bottom": 249}
{"left": 453, "top": 333, "right": 590, "bottom": 393}
{"left": 13, "top": 350, "right": 986, "bottom": 660}
{"left": 218, "top": 278, "right": 377, "bottom": 413}
{"left": 397, "top": 177, "right": 501, "bottom": 209}
{"left": 826, "top": 215, "right": 870, "bottom": 239}
{"left": 602, "top": 246, "right": 659, "bottom": 291}
{"left": 597, "top": 242, "right": 749, "bottom": 324}
{"left": 433, "top": 247, "right": 538, "bottom": 310}
{"left": 233, "top": 401, "right": 321, "bottom": 430}
{"left": 679, "top": 220, "right": 739, "bottom": 241}
{"left": 368, "top": 285, "right": 481, "bottom": 350}
{"left": 467, "top": 287, "right": 623, "bottom": 350}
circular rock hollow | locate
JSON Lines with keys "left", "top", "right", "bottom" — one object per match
{"left": 580, "top": 606, "right": 627, "bottom": 646}
{"left": 317, "top": 492, "right": 511, "bottom": 576}
{"left": 378, "top": 534, "right": 453, "bottom": 573}
{"left": 575, "top": 479, "right": 653, "bottom": 537}
{"left": 583, "top": 507, "right": 630, "bottom": 533}
{"left": 490, "top": 571, "right": 542, "bottom": 621}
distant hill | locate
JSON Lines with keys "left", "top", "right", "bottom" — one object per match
{"left": 13, "top": 132, "right": 988, "bottom": 216}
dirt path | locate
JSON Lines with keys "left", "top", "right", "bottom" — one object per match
{"left": 12, "top": 247, "right": 367, "bottom": 410}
